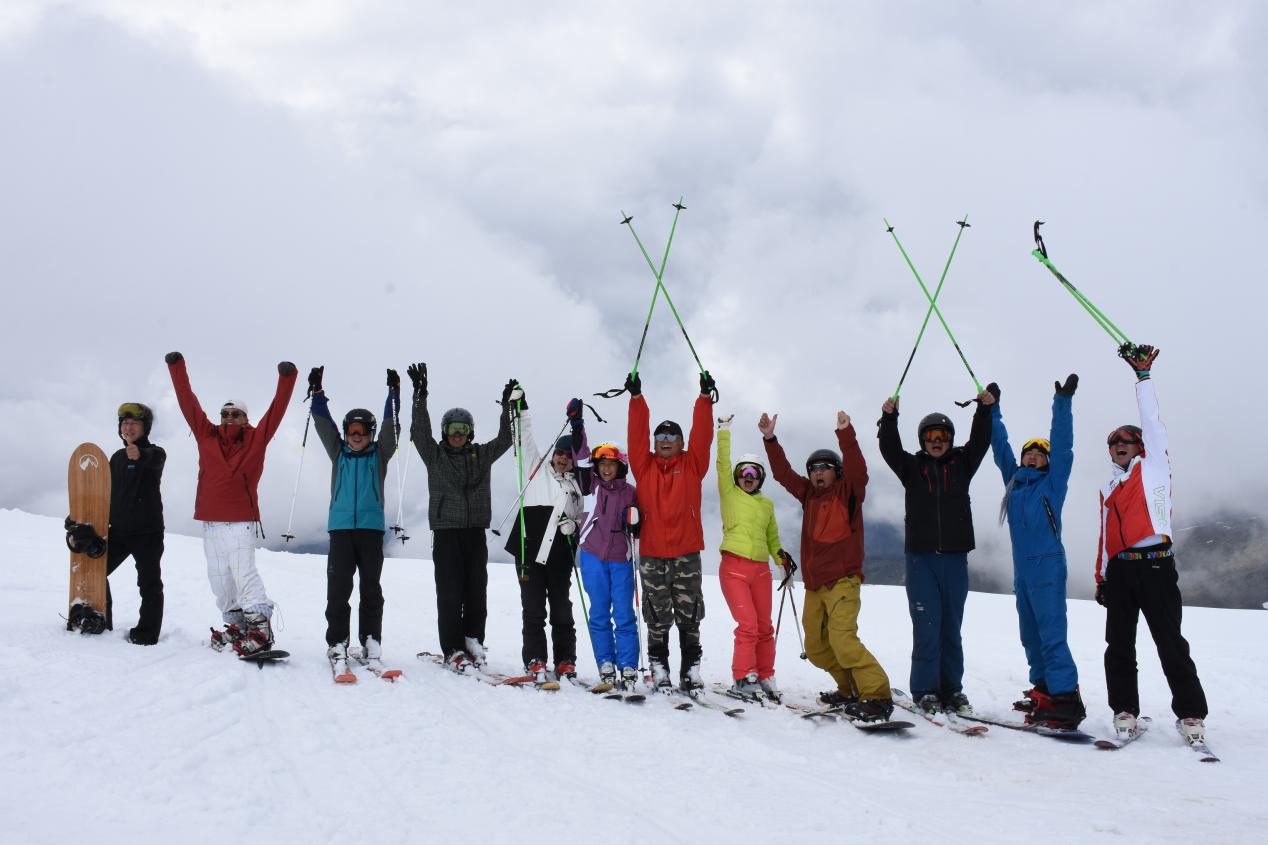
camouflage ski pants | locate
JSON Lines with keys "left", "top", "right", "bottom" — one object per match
{"left": 639, "top": 552, "right": 704, "bottom": 672}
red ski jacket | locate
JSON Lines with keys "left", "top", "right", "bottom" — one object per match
{"left": 627, "top": 393, "right": 713, "bottom": 558}
{"left": 169, "top": 359, "right": 297, "bottom": 523}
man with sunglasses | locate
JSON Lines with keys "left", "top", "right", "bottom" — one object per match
{"left": 625, "top": 369, "right": 716, "bottom": 693}
{"left": 166, "top": 351, "right": 298, "bottom": 656}
{"left": 1096, "top": 345, "right": 1208, "bottom": 746}
{"left": 105, "top": 402, "right": 166, "bottom": 644}
{"left": 989, "top": 376, "right": 1085, "bottom": 730}
{"left": 310, "top": 367, "right": 399, "bottom": 671}
{"left": 407, "top": 362, "right": 515, "bottom": 669}
{"left": 878, "top": 387, "right": 994, "bottom": 714}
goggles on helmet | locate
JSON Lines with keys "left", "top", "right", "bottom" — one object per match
{"left": 736, "top": 465, "right": 762, "bottom": 480}
{"left": 1107, "top": 430, "right": 1141, "bottom": 447}
{"left": 591, "top": 443, "right": 623, "bottom": 463}
{"left": 346, "top": 424, "right": 371, "bottom": 437}
{"left": 117, "top": 403, "right": 149, "bottom": 421}
{"left": 923, "top": 428, "right": 951, "bottom": 444}
{"left": 1021, "top": 437, "right": 1051, "bottom": 455}
{"left": 445, "top": 422, "right": 472, "bottom": 437}
{"left": 807, "top": 461, "right": 837, "bottom": 473}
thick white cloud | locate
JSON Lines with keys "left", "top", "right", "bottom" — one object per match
{"left": 2, "top": 2, "right": 1263, "bottom": 591}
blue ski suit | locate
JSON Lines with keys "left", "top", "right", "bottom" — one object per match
{"left": 990, "top": 392, "right": 1079, "bottom": 695}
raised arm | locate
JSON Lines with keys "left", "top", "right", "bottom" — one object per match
{"left": 1047, "top": 380, "right": 1075, "bottom": 492}
{"left": 963, "top": 394, "right": 994, "bottom": 476}
{"left": 379, "top": 383, "right": 399, "bottom": 457}
{"left": 836, "top": 419, "right": 868, "bottom": 502}
{"left": 687, "top": 392, "right": 715, "bottom": 477}
{"left": 876, "top": 402, "right": 911, "bottom": 481}
{"left": 716, "top": 425, "right": 733, "bottom": 497}
{"left": 165, "top": 353, "right": 215, "bottom": 439}
{"left": 990, "top": 402, "right": 1018, "bottom": 486}
{"left": 254, "top": 362, "right": 299, "bottom": 445}
{"left": 310, "top": 391, "right": 343, "bottom": 461}
{"left": 627, "top": 392, "right": 652, "bottom": 479}
{"left": 408, "top": 362, "right": 438, "bottom": 464}
{"left": 763, "top": 435, "right": 809, "bottom": 502}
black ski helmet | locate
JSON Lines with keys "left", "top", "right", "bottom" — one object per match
{"left": 805, "top": 448, "right": 842, "bottom": 479}
{"left": 117, "top": 402, "right": 154, "bottom": 438}
{"left": 440, "top": 407, "right": 475, "bottom": 439}
{"left": 342, "top": 408, "right": 377, "bottom": 436}
{"left": 918, "top": 412, "right": 955, "bottom": 442}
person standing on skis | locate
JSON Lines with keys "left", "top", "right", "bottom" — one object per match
{"left": 408, "top": 362, "right": 514, "bottom": 670}
{"left": 989, "top": 376, "right": 1086, "bottom": 729}
{"left": 166, "top": 351, "right": 297, "bottom": 656}
{"left": 625, "top": 369, "right": 715, "bottom": 693}
{"left": 104, "top": 402, "right": 166, "bottom": 645}
{"left": 715, "top": 413, "right": 786, "bottom": 702}
{"left": 502, "top": 391, "right": 583, "bottom": 683}
{"left": 310, "top": 366, "right": 398, "bottom": 670}
{"left": 568, "top": 399, "right": 641, "bottom": 692}
{"left": 763, "top": 409, "right": 893, "bottom": 721}
{"left": 878, "top": 387, "right": 993, "bottom": 714}
{"left": 1095, "top": 345, "right": 1208, "bottom": 746}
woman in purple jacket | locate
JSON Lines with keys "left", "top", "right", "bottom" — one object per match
{"left": 568, "top": 399, "right": 640, "bottom": 690}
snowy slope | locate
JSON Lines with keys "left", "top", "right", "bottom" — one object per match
{"left": 1, "top": 508, "right": 1264, "bottom": 845}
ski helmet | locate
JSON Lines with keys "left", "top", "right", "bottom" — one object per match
{"left": 342, "top": 408, "right": 377, "bottom": 436}
{"left": 591, "top": 442, "right": 629, "bottom": 479}
{"left": 805, "top": 448, "right": 842, "bottom": 479}
{"left": 918, "top": 412, "right": 955, "bottom": 442}
{"left": 733, "top": 453, "right": 767, "bottom": 491}
{"left": 1020, "top": 437, "right": 1050, "bottom": 457}
{"left": 117, "top": 402, "right": 154, "bottom": 437}
{"left": 1106, "top": 425, "right": 1142, "bottom": 446}
{"left": 440, "top": 407, "right": 474, "bottom": 439}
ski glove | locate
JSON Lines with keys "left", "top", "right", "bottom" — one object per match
{"left": 624, "top": 371, "right": 642, "bottom": 397}
{"left": 278, "top": 361, "right": 297, "bottom": 377}
{"left": 699, "top": 370, "right": 716, "bottom": 396}
{"left": 1055, "top": 374, "right": 1078, "bottom": 396}
{"left": 622, "top": 504, "right": 641, "bottom": 538}
{"left": 308, "top": 366, "right": 324, "bottom": 393}
{"left": 1095, "top": 581, "right": 1107, "bottom": 608}
{"left": 407, "top": 362, "right": 427, "bottom": 394}
{"left": 566, "top": 398, "right": 584, "bottom": 420}
{"left": 387, "top": 368, "right": 400, "bottom": 390}
{"left": 164, "top": 351, "right": 182, "bottom": 365}
{"left": 777, "top": 549, "right": 797, "bottom": 578}
{"left": 717, "top": 415, "right": 733, "bottom": 431}
{"left": 502, "top": 379, "right": 523, "bottom": 407}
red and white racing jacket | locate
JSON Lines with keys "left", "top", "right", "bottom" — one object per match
{"left": 1095, "top": 378, "right": 1173, "bottom": 582}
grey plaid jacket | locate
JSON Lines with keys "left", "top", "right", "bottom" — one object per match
{"left": 410, "top": 391, "right": 512, "bottom": 530}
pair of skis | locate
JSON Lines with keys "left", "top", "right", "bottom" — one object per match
{"left": 1094, "top": 717, "right": 1220, "bottom": 763}
{"left": 331, "top": 650, "right": 403, "bottom": 684}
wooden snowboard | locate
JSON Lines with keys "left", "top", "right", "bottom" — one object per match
{"left": 68, "top": 443, "right": 111, "bottom": 622}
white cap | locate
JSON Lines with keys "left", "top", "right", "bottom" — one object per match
{"left": 221, "top": 400, "right": 249, "bottom": 418}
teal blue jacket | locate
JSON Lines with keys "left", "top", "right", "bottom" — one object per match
{"left": 313, "top": 389, "right": 397, "bottom": 532}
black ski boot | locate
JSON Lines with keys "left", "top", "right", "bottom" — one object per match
{"left": 1032, "top": 690, "right": 1086, "bottom": 730}
{"left": 842, "top": 698, "right": 895, "bottom": 723}
{"left": 818, "top": 688, "right": 860, "bottom": 707}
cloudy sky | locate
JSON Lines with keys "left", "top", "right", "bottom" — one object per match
{"left": 2, "top": 1, "right": 1263, "bottom": 592}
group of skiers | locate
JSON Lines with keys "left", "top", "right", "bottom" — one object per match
{"left": 85, "top": 344, "right": 1208, "bottom": 743}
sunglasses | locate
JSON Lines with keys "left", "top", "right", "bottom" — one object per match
{"left": 654, "top": 433, "right": 680, "bottom": 443}
{"left": 445, "top": 423, "right": 472, "bottom": 436}
{"left": 923, "top": 429, "right": 951, "bottom": 444}
{"left": 554, "top": 449, "right": 572, "bottom": 459}
{"left": 220, "top": 410, "right": 245, "bottom": 420}
{"left": 737, "top": 466, "right": 761, "bottom": 480}
{"left": 346, "top": 425, "right": 370, "bottom": 437}
{"left": 1107, "top": 434, "right": 1141, "bottom": 447}
{"left": 1021, "top": 437, "right": 1050, "bottom": 454}
{"left": 808, "top": 461, "right": 836, "bottom": 473}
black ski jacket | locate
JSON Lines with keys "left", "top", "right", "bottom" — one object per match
{"left": 877, "top": 403, "right": 991, "bottom": 554}
{"left": 109, "top": 438, "right": 166, "bottom": 537}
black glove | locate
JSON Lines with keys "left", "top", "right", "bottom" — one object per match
{"left": 407, "top": 362, "right": 427, "bottom": 394}
{"left": 164, "top": 351, "right": 183, "bottom": 365}
{"left": 501, "top": 379, "right": 522, "bottom": 407}
{"left": 622, "top": 505, "right": 641, "bottom": 538}
{"left": 387, "top": 368, "right": 400, "bottom": 390}
{"left": 566, "top": 398, "right": 584, "bottom": 420}
{"left": 777, "top": 549, "right": 797, "bottom": 577}
{"left": 278, "top": 361, "right": 297, "bottom": 377}
{"left": 699, "top": 370, "right": 716, "bottom": 396}
{"left": 1055, "top": 374, "right": 1078, "bottom": 396}
{"left": 986, "top": 382, "right": 1000, "bottom": 403}
{"left": 624, "top": 372, "right": 642, "bottom": 397}
{"left": 1095, "top": 581, "right": 1107, "bottom": 608}
{"left": 308, "top": 366, "right": 324, "bottom": 393}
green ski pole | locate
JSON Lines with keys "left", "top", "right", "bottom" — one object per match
{"left": 1032, "top": 222, "right": 1138, "bottom": 357}
{"left": 891, "top": 216, "right": 971, "bottom": 400}
{"left": 884, "top": 217, "right": 983, "bottom": 394}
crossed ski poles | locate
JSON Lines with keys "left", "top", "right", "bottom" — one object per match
{"left": 1032, "top": 221, "right": 1140, "bottom": 358}
{"left": 885, "top": 216, "right": 983, "bottom": 398}
{"left": 598, "top": 199, "right": 716, "bottom": 403}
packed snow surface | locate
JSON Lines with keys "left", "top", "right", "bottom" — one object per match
{"left": 1, "top": 509, "right": 1264, "bottom": 844}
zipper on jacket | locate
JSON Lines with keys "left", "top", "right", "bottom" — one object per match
{"left": 1042, "top": 495, "right": 1059, "bottom": 538}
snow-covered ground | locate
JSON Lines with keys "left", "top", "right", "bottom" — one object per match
{"left": 1, "top": 508, "right": 1264, "bottom": 844}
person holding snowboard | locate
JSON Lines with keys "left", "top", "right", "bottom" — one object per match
{"left": 104, "top": 402, "right": 166, "bottom": 645}
{"left": 625, "top": 369, "right": 715, "bottom": 693}
{"left": 878, "top": 388, "right": 993, "bottom": 714}
{"left": 167, "top": 352, "right": 296, "bottom": 656}
{"left": 763, "top": 410, "right": 894, "bottom": 721}
{"left": 715, "top": 413, "right": 786, "bottom": 701}
{"left": 408, "top": 362, "right": 514, "bottom": 670}
{"left": 989, "top": 376, "right": 1086, "bottom": 729}
{"left": 310, "top": 366, "right": 398, "bottom": 668}
{"left": 502, "top": 392, "right": 584, "bottom": 682}
{"left": 568, "top": 400, "right": 641, "bottom": 691}
{"left": 1095, "top": 345, "right": 1208, "bottom": 745}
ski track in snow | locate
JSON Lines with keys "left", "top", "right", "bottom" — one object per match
{"left": 1, "top": 509, "right": 1265, "bottom": 844}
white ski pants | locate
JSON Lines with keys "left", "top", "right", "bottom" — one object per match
{"left": 202, "top": 521, "right": 273, "bottom": 621}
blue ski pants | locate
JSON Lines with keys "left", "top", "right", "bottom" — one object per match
{"left": 905, "top": 551, "right": 969, "bottom": 698}
{"left": 578, "top": 549, "right": 639, "bottom": 670}
{"left": 1014, "top": 552, "right": 1078, "bottom": 694}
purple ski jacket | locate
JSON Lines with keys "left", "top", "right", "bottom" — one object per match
{"left": 572, "top": 424, "right": 638, "bottom": 562}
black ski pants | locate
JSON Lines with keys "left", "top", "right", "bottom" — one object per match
{"left": 105, "top": 532, "right": 165, "bottom": 638}
{"left": 325, "top": 529, "right": 386, "bottom": 647}
{"left": 1103, "top": 556, "right": 1207, "bottom": 719}
{"left": 433, "top": 528, "right": 488, "bottom": 657}
{"left": 514, "top": 534, "right": 577, "bottom": 668}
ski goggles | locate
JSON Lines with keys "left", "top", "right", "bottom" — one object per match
{"left": 654, "top": 432, "right": 680, "bottom": 443}
{"left": 445, "top": 422, "right": 472, "bottom": 437}
{"left": 807, "top": 461, "right": 837, "bottom": 473}
{"left": 591, "top": 443, "right": 622, "bottom": 463}
{"left": 923, "top": 428, "right": 951, "bottom": 444}
{"left": 1107, "top": 430, "right": 1141, "bottom": 446}
{"left": 1021, "top": 437, "right": 1051, "bottom": 455}
{"left": 346, "top": 424, "right": 371, "bottom": 437}
{"left": 736, "top": 465, "right": 762, "bottom": 480}
{"left": 220, "top": 409, "right": 246, "bottom": 420}
{"left": 117, "top": 403, "right": 148, "bottom": 421}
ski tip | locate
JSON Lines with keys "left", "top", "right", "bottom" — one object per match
{"left": 381, "top": 669, "right": 403, "bottom": 680}
{"left": 335, "top": 674, "right": 357, "bottom": 684}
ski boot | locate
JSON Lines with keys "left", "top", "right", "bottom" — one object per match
{"left": 444, "top": 649, "right": 471, "bottom": 673}
{"left": 680, "top": 661, "right": 703, "bottom": 693}
{"left": 620, "top": 666, "right": 639, "bottom": 692}
{"left": 842, "top": 698, "right": 895, "bottom": 723}
{"left": 941, "top": 691, "right": 973, "bottom": 716}
{"left": 1176, "top": 717, "right": 1206, "bottom": 746}
{"left": 464, "top": 637, "right": 487, "bottom": 667}
{"left": 526, "top": 659, "right": 550, "bottom": 685}
{"left": 233, "top": 612, "right": 273, "bottom": 657}
{"left": 598, "top": 661, "right": 617, "bottom": 687}
{"left": 758, "top": 675, "right": 782, "bottom": 703}
{"left": 915, "top": 693, "right": 942, "bottom": 713}
{"left": 555, "top": 660, "right": 577, "bottom": 681}
{"left": 364, "top": 636, "right": 383, "bottom": 660}
{"left": 1031, "top": 690, "right": 1086, "bottom": 730}
{"left": 649, "top": 659, "right": 673, "bottom": 693}
{"left": 818, "top": 688, "right": 860, "bottom": 707}
{"left": 729, "top": 672, "right": 763, "bottom": 701}
{"left": 1013, "top": 684, "right": 1050, "bottom": 715}
{"left": 1113, "top": 711, "right": 1139, "bottom": 740}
